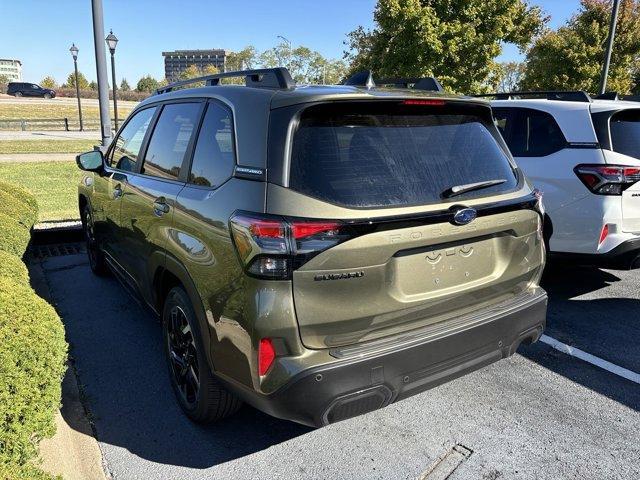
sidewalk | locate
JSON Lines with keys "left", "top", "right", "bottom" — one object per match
{"left": 0, "top": 153, "right": 76, "bottom": 163}
{"left": 0, "top": 131, "right": 100, "bottom": 141}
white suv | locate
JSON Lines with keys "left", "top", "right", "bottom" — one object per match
{"left": 489, "top": 92, "right": 640, "bottom": 268}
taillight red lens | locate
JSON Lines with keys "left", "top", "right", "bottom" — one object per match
{"left": 291, "top": 221, "right": 341, "bottom": 239}
{"left": 249, "top": 219, "right": 285, "bottom": 238}
{"left": 258, "top": 338, "right": 276, "bottom": 376}
{"left": 574, "top": 164, "right": 640, "bottom": 195}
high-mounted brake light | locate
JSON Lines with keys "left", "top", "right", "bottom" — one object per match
{"left": 574, "top": 164, "right": 640, "bottom": 195}
{"left": 229, "top": 213, "right": 353, "bottom": 280}
{"left": 258, "top": 338, "right": 276, "bottom": 376}
{"left": 403, "top": 99, "right": 446, "bottom": 106}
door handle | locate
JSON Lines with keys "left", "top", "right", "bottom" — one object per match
{"left": 153, "top": 198, "right": 170, "bottom": 216}
{"left": 112, "top": 183, "right": 123, "bottom": 199}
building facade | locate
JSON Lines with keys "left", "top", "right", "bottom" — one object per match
{"left": 0, "top": 59, "right": 22, "bottom": 82}
{"left": 162, "top": 49, "right": 227, "bottom": 82}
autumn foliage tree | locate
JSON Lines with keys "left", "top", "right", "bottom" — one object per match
{"left": 344, "top": 0, "right": 546, "bottom": 93}
{"left": 521, "top": 0, "right": 640, "bottom": 94}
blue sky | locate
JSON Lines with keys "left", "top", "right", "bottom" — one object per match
{"left": 2, "top": 0, "right": 582, "bottom": 86}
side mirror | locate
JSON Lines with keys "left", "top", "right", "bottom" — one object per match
{"left": 76, "top": 150, "right": 104, "bottom": 172}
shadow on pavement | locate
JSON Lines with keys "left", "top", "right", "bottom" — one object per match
{"left": 521, "top": 263, "right": 640, "bottom": 412}
{"left": 44, "top": 256, "right": 310, "bottom": 470}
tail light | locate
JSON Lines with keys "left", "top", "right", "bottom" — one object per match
{"left": 574, "top": 164, "right": 640, "bottom": 195}
{"left": 229, "top": 212, "right": 353, "bottom": 280}
{"left": 258, "top": 338, "right": 276, "bottom": 376}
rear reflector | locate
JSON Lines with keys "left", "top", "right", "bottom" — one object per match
{"left": 258, "top": 338, "right": 276, "bottom": 376}
{"left": 599, "top": 224, "right": 610, "bottom": 245}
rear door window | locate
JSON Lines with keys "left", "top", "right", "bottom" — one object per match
{"left": 492, "top": 107, "right": 566, "bottom": 157}
{"left": 288, "top": 101, "right": 518, "bottom": 208}
{"left": 610, "top": 110, "right": 640, "bottom": 160}
{"left": 188, "top": 102, "right": 236, "bottom": 187}
{"left": 109, "top": 107, "right": 156, "bottom": 171}
{"left": 141, "top": 102, "right": 201, "bottom": 180}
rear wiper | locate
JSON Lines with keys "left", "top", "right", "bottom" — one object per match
{"left": 441, "top": 179, "right": 507, "bottom": 198}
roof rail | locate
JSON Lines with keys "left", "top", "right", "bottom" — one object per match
{"left": 473, "top": 91, "right": 592, "bottom": 103}
{"left": 155, "top": 67, "right": 295, "bottom": 95}
{"left": 593, "top": 92, "right": 619, "bottom": 100}
{"left": 343, "top": 71, "right": 444, "bottom": 92}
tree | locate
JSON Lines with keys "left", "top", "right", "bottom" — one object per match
{"left": 40, "top": 76, "right": 58, "bottom": 89}
{"left": 65, "top": 71, "right": 89, "bottom": 89}
{"left": 136, "top": 75, "right": 159, "bottom": 92}
{"left": 494, "top": 62, "right": 526, "bottom": 92}
{"left": 259, "top": 41, "right": 346, "bottom": 84}
{"left": 179, "top": 64, "right": 202, "bottom": 80}
{"left": 88, "top": 81, "right": 98, "bottom": 90}
{"left": 0, "top": 74, "right": 8, "bottom": 94}
{"left": 521, "top": 0, "right": 640, "bottom": 94}
{"left": 344, "top": 0, "right": 546, "bottom": 93}
{"left": 226, "top": 46, "right": 258, "bottom": 70}
{"left": 120, "top": 78, "right": 131, "bottom": 91}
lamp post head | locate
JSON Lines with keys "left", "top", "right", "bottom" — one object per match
{"left": 69, "top": 43, "right": 79, "bottom": 61}
{"left": 105, "top": 30, "right": 118, "bottom": 54}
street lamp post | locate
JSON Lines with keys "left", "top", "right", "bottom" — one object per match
{"left": 105, "top": 30, "right": 119, "bottom": 130}
{"left": 69, "top": 44, "right": 84, "bottom": 131}
{"left": 599, "top": 0, "right": 621, "bottom": 95}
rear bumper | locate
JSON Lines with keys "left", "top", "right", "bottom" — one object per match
{"left": 551, "top": 237, "right": 640, "bottom": 269}
{"left": 225, "top": 288, "right": 547, "bottom": 427}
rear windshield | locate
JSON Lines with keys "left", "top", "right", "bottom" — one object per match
{"left": 289, "top": 101, "right": 518, "bottom": 208}
{"left": 610, "top": 110, "right": 640, "bottom": 160}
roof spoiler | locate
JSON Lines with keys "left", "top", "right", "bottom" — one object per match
{"left": 155, "top": 67, "right": 295, "bottom": 95}
{"left": 473, "top": 91, "right": 592, "bottom": 103}
{"left": 343, "top": 71, "right": 444, "bottom": 92}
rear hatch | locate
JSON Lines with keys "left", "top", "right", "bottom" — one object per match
{"left": 607, "top": 109, "right": 640, "bottom": 233}
{"left": 268, "top": 99, "right": 544, "bottom": 349}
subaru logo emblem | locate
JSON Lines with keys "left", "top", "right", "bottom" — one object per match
{"left": 452, "top": 208, "right": 477, "bottom": 225}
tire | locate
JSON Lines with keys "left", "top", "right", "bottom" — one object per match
{"left": 43, "top": 93, "right": 51, "bottom": 99}
{"left": 162, "top": 286, "right": 241, "bottom": 423}
{"left": 82, "top": 204, "right": 109, "bottom": 276}
{"left": 14, "top": 91, "right": 22, "bottom": 97}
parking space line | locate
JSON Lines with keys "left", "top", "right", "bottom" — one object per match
{"left": 539, "top": 334, "right": 640, "bottom": 384}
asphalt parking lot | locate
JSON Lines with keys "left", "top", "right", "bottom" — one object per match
{"left": 40, "top": 252, "right": 639, "bottom": 480}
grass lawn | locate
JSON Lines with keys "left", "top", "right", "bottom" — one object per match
{"left": 0, "top": 140, "right": 97, "bottom": 154}
{"left": 0, "top": 161, "right": 79, "bottom": 221}
{"left": 0, "top": 100, "right": 135, "bottom": 120}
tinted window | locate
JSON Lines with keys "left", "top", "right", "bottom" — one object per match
{"left": 610, "top": 110, "right": 640, "bottom": 160}
{"left": 289, "top": 102, "right": 517, "bottom": 208}
{"left": 110, "top": 107, "right": 156, "bottom": 171}
{"left": 189, "top": 102, "right": 235, "bottom": 187}
{"left": 493, "top": 107, "right": 566, "bottom": 157}
{"left": 141, "top": 103, "right": 201, "bottom": 180}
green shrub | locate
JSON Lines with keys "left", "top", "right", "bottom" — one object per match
{"left": 0, "top": 251, "right": 29, "bottom": 285}
{"left": 0, "top": 181, "right": 38, "bottom": 214}
{"left": 0, "top": 214, "right": 31, "bottom": 257}
{"left": 0, "top": 189, "right": 37, "bottom": 229}
{"left": 0, "top": 462, "right": 56, "bottom": 480}
{"left": 0, "top": 277, "right": 67, "bottom": 468}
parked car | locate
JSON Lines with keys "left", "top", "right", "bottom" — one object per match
{"left": 7, "top": 82, "right": 56, "bottom": 98}
{"left": 76, "top": 68, "right": 547, "bottom": 427}
{"left": 487, "top": 92, "right": 640, "bottom": 268}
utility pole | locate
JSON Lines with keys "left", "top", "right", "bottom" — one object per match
{"left": 91, "top": 0, "right": 112, "bottom": 146}
{"left": 598, "top": 0, "right": 621, "bottom": 95}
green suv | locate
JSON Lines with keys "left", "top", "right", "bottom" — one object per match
{"left": 76, "top": 68, "right": 547, "bottom": 427}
